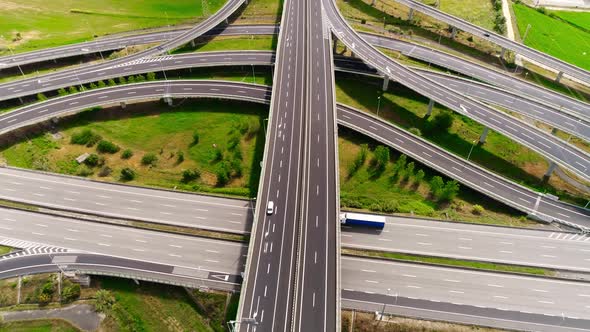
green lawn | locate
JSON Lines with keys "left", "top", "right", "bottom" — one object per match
{"left": 239, "top": 0, "right": 283, "bottom": 23}
{"left": 551, "top": 10, "right": 590, "bottom": 31}
{"left": 0, "top": 99, "right": 267, "bottom": 198}
{"left": 513, "top": 3, "right": 590, "bottom": 71}
{"left": 0, "top": 0, "right": 226, "bottom": 54}
{"left": 97, "top": 278, "right": 224, "bottom": 332}
{"left": 420, "top": 0, "right": 496, "bottom": 31}
{"left": 0, "top": 319, "right": 80, "bottom": 332}
{"left": 173, "top": 35, "right": 276, "bottom": 54}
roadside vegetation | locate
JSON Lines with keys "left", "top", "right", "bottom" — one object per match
{"left": 343, "top": 248, "right": 552, "bottom": 276}
{"left": 512, "top": 2, "right": 590, "bottom": 71}
{"left": 0, "top": 0, "right": 227, "bottom": 55}
{"left": 419, "top": 0, "right": 501, "bottom": 32}
{"left": 336, "top": 75, "right": 590, "bottom": 208}
{"left": 0, "top": 99, "right": 266, "bottom": 198}
{"left": 342, "top": 311, "right": 508, "bottom": 332}
{"left": 0, "top": 245, "right": 11, "bottom": 255}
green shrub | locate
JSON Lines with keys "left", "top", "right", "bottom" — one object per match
{"left": 135, "top": 74, "right": 145, "bottom": 82}
{"left": 57, "top": 88, "right": 68, "bottom": 96}
{"left": 61, "top": 283, "right": 81, "bottom": 303}
{"left": 372, "top": 145, "right": 390, "bottom": 173}
{"left": 98, "top": 166, "right": 112, "bottom": 177}
{"left": 37, "top": 93, "right": 47, "bottom": 101}
{"left": 127, "top": 75, "right": 135, "bottom": 83}
{"left": 118, "top": 77, "right": 127, "bottom": 85}
{"left": 97, "top": 140, "right": 120, "bottom": 154}
{"left": 472, "top": 204, "right": 485, "bottom": 215}
{"left": 216, "top": 162, "right": 231, "bottom": 186}
{"left": 70, "top": 129, "right": 102, "bottom": 146}
{"left": 430, "top": 176, "right": 444, "bottom": 198}
{"left": 425, "top": 111, "right": 453, "bottom": 135}
{"left": 108, "top": 79, "right": 117, "bottom": 86}
{"left": 415, "top": 169, "right": 425, "bottom": 183}
{"left": 192, "top": 131, "right": 200, "bottom": 145}
{"left": 212, "top": 148, "right": 223, "bottom": 162}
{"left": 68, "top": 86, "right": 78, "bottom": 94}
{"left": 146, "top": 72, "right": 156, "bottom": 81}
{"left": 141, "top": 153, "right": 158, "bottom": 166}
{"left": 176, "top": 151, "right": 184, "bottom": 164}
{"left": 97, "top": 80, "right": 107, "bottom": 88}
{"left": 84, "top": 153, "right": 101, "bottom": 167}
{"left": 89, "top": 82, "right": 98, "bottom": 89}
{"left": 120, "top": 167, "right": 136, "bottom": 181}
{"left": 181, "top": 169, "right": 201, "bottom": 183}
{"left": 94, "top": 290, "right": 116, "bottom": 313}
{"left": 121, "top": 149, "right": 133, "bottom": 159}
{"left": 408, "top": 127, "right": 422, "bottom": 136}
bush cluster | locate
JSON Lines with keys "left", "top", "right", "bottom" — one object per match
{"left": 70, "top": 129, "right": 102, "bottom": 147}
{"left": 97, "top": 140, "right": 120, "bottom": 154}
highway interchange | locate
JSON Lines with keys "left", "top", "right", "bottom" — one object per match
{"left": 0, "top": 0, "right": 590, "bottom": 330}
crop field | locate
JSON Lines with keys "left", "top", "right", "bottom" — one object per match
{"left": 513, "top": 3, "right": 590, "bottom": 71}
{"left": 0, "top": 0, "right": 226, "bottom": 54}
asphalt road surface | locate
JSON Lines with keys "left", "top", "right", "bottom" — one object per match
{"left": 342, "top": 215, "right": 590, "bottom": 272}
{"left": 236, "top": 0, "right": 307, "bottom": 328}
{"left": 0, "top": 167, "right": 253, "bottom": 234}
{"left": 1, "top": 80, "right": 588, "bottom": 230}
{"left": 324, "top": 0, "right": 590, "bottom": 182}
{"left": 291, "top": 1, "right": 339, "bottom": 330}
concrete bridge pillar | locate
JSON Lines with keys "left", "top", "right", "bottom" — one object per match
{"left": 333, "top": 35, "right": 338, "bottom": 54}
{"left": 382, "top": 76, "right": 390, "bottom": 91}
{"left": 544, "top": 161, "right": 557, "bottom": 180}
{"left": 191, "top": 40, "right": 196, "bottom": 47}
{"left": 426, "top": 99, "right": 435, "bottom": 117}
{"left": 479, "top": 127, "right": 489, "bottom": 144}
{"left": 18, "top": 97, "right": 23, "bottom": 104}
{"left": 408, "top": 8, "right": 415, "bottom": 21}
{"left": 555, "top": 71, "right": 564, "bottom": 83}
{"left": 165, "top": 97, "right": 173, "bottom": 106}
{"left": 500, "top": 47, "right": 506, "bottom": 60}
{"left": 120, "top": 101, "right": 126, "bottom": 109}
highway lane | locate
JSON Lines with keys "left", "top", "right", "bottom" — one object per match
{"left": 390, "top": 0, "right": 590, "bottom": 85}
{"left": 291, "top": 1, "right": 339, "bottom": 331}
{"left": 0, "top": 80, "right": 588, "bottom": 229}
{"left": 4, "top": 46, "right": 586, "bottom": 143}
{"left": 336, "top": 56, "right": 590, "bottom": 141}
{"left": 363, "top": 33, "right": 590, "bottom": 122}
{"left": 0, "top": 167, "right": 253, "bottom": 234}
{"left": 0, "top": 0, "right": 246, "bottom": 102}
{"left": 337, "top": 105, "right": 590, "bottom": 229}
{"left": 236, "top": 0, "right": 307, "bottom": 328}
{"left": 325, "top": 0, "right": 590, "bottom": 183}
{"left": 342, "top": 215, "right": 590, "bottom": 272}
{"left": 0, "top": 25, "right": 277, "bottom": 69}
{"left": 2, "top": 232, "right": 590, "bottom": 330}
{"left": 4, "top": 190, "right": 590, "bottom": 273}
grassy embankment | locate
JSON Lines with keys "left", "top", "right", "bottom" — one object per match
{"left": 0, "top": 0, "right": 227, "bottom": 55}
{"left": 335, "top": 76, "right": 589, "bottom": 215}
{"left": 0, "top": 99, "right": 267, "bottom": 198}
{"left": 0, "top": 246, "right": 10, "bottom": 255}
{"left": 0, "top": 319, "right": 80, "bottom": 332}
{"left": 512, "top": 3, "right": 590, "bottom": 71}
{"left": 343, "top": 248, "right": 552, "bottom": 276}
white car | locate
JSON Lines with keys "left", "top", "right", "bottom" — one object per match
{"left": 266, "top": 201, "right": 274, "bottom": 215}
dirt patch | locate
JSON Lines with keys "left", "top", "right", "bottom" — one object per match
{"left": 0, "top": 30, "right": 42, "bottom": 49}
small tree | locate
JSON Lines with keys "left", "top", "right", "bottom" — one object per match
{"left": 37, "top": 93, "right": 47, "bottom": 101}
{"left": 135, "top": 74, "right": 145, "bottom": 82}
{"left": 68, "top": 86, "right": 78, "bottom": 94}
{"left": 192, "top": 131, "right": 200, "bottom": 145}
{"left": 57, "top": 88, "right": 68, "bottom": 96}
{"left": 89, "top": 82, "right": 98, "bottom": 89}
{"left": 146, "top": 72, "right": 156, "bottom": 81}
{"left": 118, "top": 76, "right": 127, "bottom": 85}
{"left": 127, "top": 75, "right": 136, "bottom": 84}
{"left": 97, "top": 80, "right": 107, "bottom": 88}
{"left": 405, "top": 161, "right": 415, "bottom": 180}
{"left": 415, "top": 169, "right": 425, "bottom": 183}
{"left": 430, "top": 176, "right": 444, "bottom": 198}
{"left": 108, "top": 78, "right": 117, "bottom": 86}
{"left": 84, "top": 153, "right": 100, "bottom": 167}
{"left": 141, "top": 153, "right": 158, "bottom": 166}
{"left": 372, "top": 145, "right": 390, "bottom": 172}
{"left": 440, "top": 180, "right": 460, "bottom": 201}
{"left": 425, "top": 111, "right": 453, "bottom": 135}
{"left": 120, "top": 167, "right": 136, "bottom": 181}
{"left": 176, "top": 151, "right": 184, "bottom": 164}
{"left": 181, "top": 169, "right": 201, "bottom": 183}
{"left": 94, "top": 290, "right": 116, "bottom": 313}
{"left": 61, "top": 283, "right": 81, "bottom": 303}
{"left": 121, "top": 149, "right": 133, "bottom": 159}
{"left": 472, "top": 204, "right": 484, "bottom": 215}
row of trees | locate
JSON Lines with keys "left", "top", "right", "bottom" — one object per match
{"left": 37, "top": 72, "right": 158, "bottom": 101}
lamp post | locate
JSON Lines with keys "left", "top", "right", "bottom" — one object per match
{"left": 467, "top": 140, "right": 476, "bottom": 161}
{"left": 377, "top": 95, "right": 382, "bottom": 117}
{"left": 377, "top": 288, "right": 391, "bottom": 326}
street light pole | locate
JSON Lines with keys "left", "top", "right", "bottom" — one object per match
{"left": 377, "top": 288, "right": 391, "bottom": 326}
{"left": 377, "top": 95, "right": 382, "bottom": 117}
{"left": 251, "top": 64, "right": 256, "bottom": 83}
{"left": 467, "top": 140, "right": 476, "bottom": 161}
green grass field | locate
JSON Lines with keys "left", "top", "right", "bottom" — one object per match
{"left": 0, "top": 0, "right": 226, "bottom": 54}
{"left": 97, "top": 278, "right": 222, "bottom": 332}
{"left": 0, "top": 319, "right": 80, "bottom": 332}
{"left": 420, "top": 0, "right": 496, "bottom": 31}
{"left": 0, "top": 99, "right": 267, "bottom": 198}
{"left": 551, "top": 10, "right": 590, "bottom": 31}
{"left": 513, "top": 3, "right": 590, "bottom": 71}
